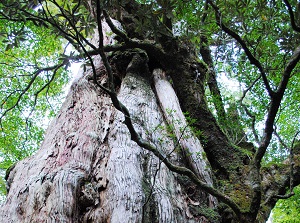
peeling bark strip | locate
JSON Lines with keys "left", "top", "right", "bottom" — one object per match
{"left": 153, "top": 68, "right": 217, "bottom": 207}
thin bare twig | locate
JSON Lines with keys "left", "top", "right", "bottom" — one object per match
{"left": 242, "top": 104, "right": 259, "bottom": 143}
{"left": 0, "top": 60, "right": 68, "bottom": 120}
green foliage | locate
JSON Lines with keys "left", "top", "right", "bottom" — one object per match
{"left": 196, "top": 1, "right": 300, "bottom": 162}
{"left": 0, "top": 0, "right": 106, "bottom": 198}
{"left": 0, "top": 2, "right": 72, "bottom": 195}
{"left": 272, "top": 186, "right": 300, "bottom": 223}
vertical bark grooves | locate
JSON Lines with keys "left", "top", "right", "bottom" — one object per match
{"left": 85, "top": 69, "right": 208, "bottom": 222}
{"left": 168, "top": 64, "right": 243, "bottom": 177}
{"left": 0, "top": 72, "right": 113, "bottom": 222}
{"left": 1, "top": 60, "right": 216, "bottom": 222}
{"left": 153, "top": 68, "right": 217, "bottom": 207}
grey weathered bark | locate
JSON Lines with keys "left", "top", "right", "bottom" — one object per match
{"left": 0, "top": 32, "right": 216, "bottom": 222}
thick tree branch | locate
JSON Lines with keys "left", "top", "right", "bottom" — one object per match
{"left": 278, "top": 46, "right": 300, "bottom": 94}
{"left": 283, "top": 0, "right": 300, "bottom": 32}
{"left": 207, "top": 2, "right": 300, "bottom": 216}
{"left": 262, "top": 141, "right": 300, "bottom": 207}
{"left": 200, "top": 35, "right": 227, "bottom": 126}
{"left": 103, "top": 10, "right": 130, "bottom": 43}
{"left": 87, "top": 2, "right": 243, "bottom": 217}
{"left": 273, "top": 192, "right": 295, "bottom": 199}
{"left": 208, "top": 0, "right": 275, "bottom": 98}
{"left": 101, "top": 10, "right": 167, "bottom": 61}
{"left": 255, "top": 46, "right": 300, "bottom": 164}
{"left": 250, "top": 46, "right": 300, "bottom": 218}
{"left": 206, "top": 1, "right": 300, "bottom": 217}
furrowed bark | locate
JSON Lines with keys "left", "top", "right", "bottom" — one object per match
{"left": 1, "top": 47, "right": 223, "bottom": 222}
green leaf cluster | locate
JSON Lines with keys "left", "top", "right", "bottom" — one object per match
{"left": 272, "top": 186, "right": 300, "bottom": 223}
{"left": 0, "top": 4, "right": 71, "bottom": 195}
{"left": 199, "top": 1, "right": 300, "bottom": 162}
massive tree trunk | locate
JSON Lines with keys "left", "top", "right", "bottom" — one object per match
{"left": 2, "top": 1, "right": 300, "bottom": 223}
{"left": 0, "top": 24, "right": 217, "bottom": 221}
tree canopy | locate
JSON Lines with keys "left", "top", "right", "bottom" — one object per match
{"left": 0, "top": 0, "right": 300, "bottom": 221}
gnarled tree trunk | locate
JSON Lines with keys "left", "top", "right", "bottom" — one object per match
{"left": 2, "top": 2, "right": 299, "bottom": 222}
{"left": 0, "top": 31, "right": 217, "bottom": 222}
